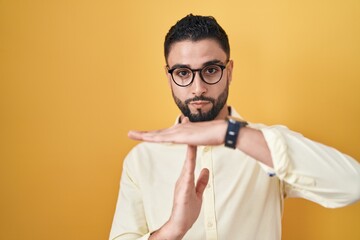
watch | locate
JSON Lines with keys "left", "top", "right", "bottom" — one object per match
{"left": 224, "top": 116, "right": 248, "bottom": 149}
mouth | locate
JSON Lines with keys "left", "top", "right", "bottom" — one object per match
{"left": 189, "top": 100, "right": 210, "bottom": 108}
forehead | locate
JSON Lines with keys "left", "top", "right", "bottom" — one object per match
{"left": 167, "top": 39, "right": 227, "bottom": 68}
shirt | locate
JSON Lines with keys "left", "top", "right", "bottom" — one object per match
{"left": 110, "top": 108, "right": 360, "bottom": 240}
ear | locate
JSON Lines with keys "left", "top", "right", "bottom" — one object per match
{"left": 164, "top": 65, "right": 172, "bottom": 88}
{"left": 227, "top": 60, "right": 234, "bottom": 84}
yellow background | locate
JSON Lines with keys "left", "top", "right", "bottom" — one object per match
{"left": 0, "top": 0, "right": 359, "bottom": 239}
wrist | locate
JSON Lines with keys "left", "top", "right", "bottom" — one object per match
{"left": 224, "top": 117, "right": 248, "bottom": 149}
{"left": 150, "top": 220, "right": 185, "bottom": 240}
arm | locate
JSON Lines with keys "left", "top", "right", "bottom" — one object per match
{"left": 128, "top": 119, "right": 274, "bottom": 167}
{"left": 128, "top": 119, "right": 360, "bottom": 207}
{"left": 261, "top": 125, "right": 360, "bottom": 207}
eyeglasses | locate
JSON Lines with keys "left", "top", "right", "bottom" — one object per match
{"left": 167, "top": 62, "right": 228, "bottom": 87}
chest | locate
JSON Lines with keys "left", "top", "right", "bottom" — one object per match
{"left": 137, "top": 146, "right": 281, "bottom": 238}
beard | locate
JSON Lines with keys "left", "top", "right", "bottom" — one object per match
{"left": 172, "top": 83, "right": 229, "bottom": 122}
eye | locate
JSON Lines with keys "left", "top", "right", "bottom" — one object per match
{"left": 174, "top": 68, "right": 191, "bottom": 78}
{"left": 203, "top": 65, "right": 220, "bottom": 75}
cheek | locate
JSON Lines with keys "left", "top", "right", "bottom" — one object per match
{"left": 171, "top": 84, "right": 189, "bottom": 101}
{"left": 210, "top": 80, "right": 228, "bottom": 97}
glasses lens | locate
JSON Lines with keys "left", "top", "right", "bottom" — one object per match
{"left": 201, "top": 65, "right": 223, "bottom": 84}
{"left": 172, "top": 68, "right": 193, "bottom": 86}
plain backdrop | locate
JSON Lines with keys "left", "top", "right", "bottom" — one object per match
{"left": 0, "top": 0, "right": 359, "bottom": 239}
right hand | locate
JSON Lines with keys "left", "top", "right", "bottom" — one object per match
{"left": 150, "top": 119, "right": 210, "bottom": 239}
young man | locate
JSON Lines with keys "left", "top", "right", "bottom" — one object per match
{"left": 110, "top": 14, "right": 360, "bottom": 240}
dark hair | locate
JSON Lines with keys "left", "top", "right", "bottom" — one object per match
{"left": 164, "top": 14, "right": 230, "bottom": 63}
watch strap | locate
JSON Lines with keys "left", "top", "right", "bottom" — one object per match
{"left": 224, "top": 118, "right": 248, "bottom": 149}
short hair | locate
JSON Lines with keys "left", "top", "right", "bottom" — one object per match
{"left": 164, "top": 14, "right": 230, "bottom": 63}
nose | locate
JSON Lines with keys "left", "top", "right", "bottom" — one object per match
{"left": 191, "top": 71, "right": 207, "bottom": 96}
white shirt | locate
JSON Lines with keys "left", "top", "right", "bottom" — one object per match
{"left": 110, "top": 108, "right": 360, "bottom": 240}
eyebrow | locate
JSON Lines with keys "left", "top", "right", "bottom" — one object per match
{"left": 169, "top": 59, "right": 225, "bottom": 70}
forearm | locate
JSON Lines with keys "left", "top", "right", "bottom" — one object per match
{"left": 236, "top": 126, "right": 274, "bottom": 168}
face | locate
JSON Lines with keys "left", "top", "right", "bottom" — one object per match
{"left": 166, "top": 39, "right": 233, "bottom": 122}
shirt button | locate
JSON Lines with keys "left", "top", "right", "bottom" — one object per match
{"left": 207, "top": 184, "right": 211, "bottom": 189}
{"left": 207, "top": 222, "right": 213, "bottom": 228}
{"left": 203, "top": 147, "right": 210, "bottom": 152}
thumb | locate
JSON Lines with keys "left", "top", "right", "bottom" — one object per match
{"left": 196, "top": 168, "right": 210, "bottom": 198}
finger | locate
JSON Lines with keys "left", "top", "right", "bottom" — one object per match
{"left": 196, "top": 168, "right": 210, "bottom": 198}
{"left": 182, "top": 117, "right": 190, "bottom": 124}
{"left": 128, "top": 130, "right": 148, "bottom": 140}
{"left": 128, "top": 128, "right": 172, "bottom": 141}
{"left": 181, "top": 145, "right": 197, "bottom": 177}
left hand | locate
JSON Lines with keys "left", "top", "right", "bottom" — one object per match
{"left": 128, "top": 117, "right": 228, "bottom": 146}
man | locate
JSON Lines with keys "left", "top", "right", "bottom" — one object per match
{"left": 110, "top": 14, "right": 360, "bottom": 240}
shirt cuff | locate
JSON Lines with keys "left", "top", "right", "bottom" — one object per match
{"left": 260, "top": 126, "right": 291, "bottom": 179}
{"left": 138, "top": 233, "right": 152, "bottom": 240}
{"left": 112, "top": 232, "right": 152, "bottom": 240}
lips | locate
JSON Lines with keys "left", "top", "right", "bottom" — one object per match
{"left": 189, "top": 101, "right": 210, "bottom": 108}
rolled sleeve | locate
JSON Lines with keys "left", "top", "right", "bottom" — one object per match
{"left": 260, "top": 125, "right": 360, "bottom": 208}
{"left": 260, "top": 126, "right": 291, "bottom": 179}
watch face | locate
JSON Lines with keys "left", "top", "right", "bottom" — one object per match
{"left": 227, "top": 116, "right": 246, "bottom": 122}
{"left": 227, "top": 116, "right": 248, "bottom": 127}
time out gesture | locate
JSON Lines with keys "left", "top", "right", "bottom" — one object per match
{"left": 128, "top": 117, "right": 273, "bottom": 168}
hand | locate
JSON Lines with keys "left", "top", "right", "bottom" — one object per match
{"left": 148, "top": 118, "right": 210, "bottom": 239}
{"left": 150, "top": 145, "right": 209, "bottom": 240}
{"left": 173, "top": 145, "right": 210, "bottom": 236}
{"left": 128, "top": 118, "right": 228, "bottom": 146}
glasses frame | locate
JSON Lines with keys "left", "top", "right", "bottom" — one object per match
{"left": 167, "top": 62, "right": 228, "bottom": 87}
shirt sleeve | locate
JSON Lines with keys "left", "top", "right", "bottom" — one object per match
{"left": 109, "top": 153, "right": 151, "bottom": 240}
{"left": 260, "top": 125, "right": 360, "bottom": 208}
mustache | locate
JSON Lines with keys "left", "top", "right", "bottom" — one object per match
{"left": 184, "top": 95, "right": 215, "bottom": 105}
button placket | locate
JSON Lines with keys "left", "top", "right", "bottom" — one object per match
{"left": 201, "top": 146, "right": 218, "bottom": 240}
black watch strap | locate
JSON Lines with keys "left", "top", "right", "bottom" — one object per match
{"left": 224, "top": 118, "right": 248, "bottom": 149}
